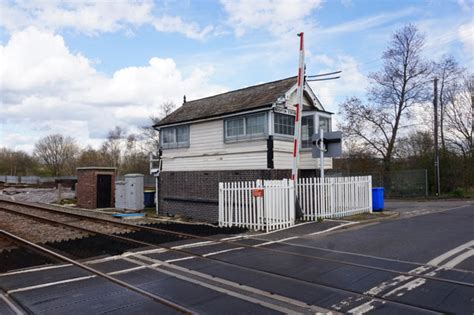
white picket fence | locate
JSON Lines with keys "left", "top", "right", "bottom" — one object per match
{"left": 297, "top": 176, "right": 372, "bottom": 220}
{"left": 218, "top": 179, "right": 295, "bottom": 232}
{"left": 218, "top": 176, "right": 372, "bottom": 232}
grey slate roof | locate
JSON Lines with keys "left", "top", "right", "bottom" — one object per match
{"left": 154, "top": 77, "right": 297, "bottom": 128}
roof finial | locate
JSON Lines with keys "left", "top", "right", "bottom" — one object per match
{"left": 183, "top": 95, "right": 186, "bottom": 104}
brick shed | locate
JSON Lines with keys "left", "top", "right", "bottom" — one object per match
{"left": 76, "top": 167, "right": 116, "bottom": 209}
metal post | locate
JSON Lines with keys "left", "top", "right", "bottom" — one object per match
{"left": 425, "top": 169, "right": 428, "bottom": 197}
{"left": 433, "top": 77, "right": 440, "bottom": 196}
{"left": 155, "top": 175, "right": 159, "bottom": 216}
{"left": 320, "top": 128, "right": 324, "bottom": 182}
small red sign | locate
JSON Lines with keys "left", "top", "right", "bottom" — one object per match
{"left": 252, "top": 189, "right": 264, "bottom": 198}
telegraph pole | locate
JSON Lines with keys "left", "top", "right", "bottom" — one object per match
{"left": 433, "top": 77, "right": 440, "bottom": 196}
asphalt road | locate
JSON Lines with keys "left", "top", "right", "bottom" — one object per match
{"left": 1, "top": 201, "right": 473, "bottom": 314}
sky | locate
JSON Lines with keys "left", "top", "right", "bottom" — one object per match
{"left": 0, "top": 0, "right": 473, "bottom": 153}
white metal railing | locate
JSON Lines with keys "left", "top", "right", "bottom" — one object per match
{"left": 297, "top": 176, "right": 372, "bottom": 219}
{"left": 218, "top": 176, "right": 372, "bottom": 232}
{"left": 218, "top": 179, "right": 295, "bottom": 232}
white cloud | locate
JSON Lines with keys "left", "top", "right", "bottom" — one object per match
{"left": 317, "top": 7, "right": 417, "bottom": 36}
{"left": 308, "top": 55, "right": 367, "bottom": 113}
{"left": 220, "top": 0, "right": 322, "bottom": 37}
{"left": 458, "top": 22, "right": 473, "bottom": 54}
{"left": 152, "top": 16, "right": 214, "bottom": 40}
{"left": 457, "top": 0, "right": 474, "bottom": 12}
{"left": 0, "top": 27, "right": 227, "bottom": 152}
{"left": 416, "top": 17, "right": 473, "bottom": 64}
{"left": 0, "top": 1, "right": 213, "bottom": 40}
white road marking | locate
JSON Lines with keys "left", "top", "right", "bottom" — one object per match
{"left": 383, "top": 277, "right": 427, "bottom": 298}
{"left": 308, "top": 221, "right": 359, "bottom": 236}
{"left": 325, "top": 219, "right": 353, "bottom": 223}
{"left": 202, "top": 247, "right": 245, "bottom": 257}
{"left": 441, "top": 249, "right": 474, "bottom": 269}
{"left": 254, "top": 236, "right": 299, "bottom": 247}
{"left": 7, "top": 275, "right": 96, "bottom": 293}
{"left": 401, "top": 204, "right": 470, "bottom": 218}
{"left": 121, "top": 248, "right": 167, "bottom": 257}
{"left": 171, "top": 241, "right": 218, "bottom": 250}
{"left": 0, "top": 264, "right": 72, "bottom": 277}
{"left": 427, "top": 240, "right": 474, "bottom": 266}
{"left": 347, "top": 300, "right": 382, "bottom": 314}
{"left": 340, "top": 239, "right": 474, "bottom": 314}
{"left": 164, "top": 256, "right": 196, "bottom": 263}
{"left": 126, "top": 254, "right": 332, "bottom": 314}
{"left": 220, "top": 235, "right": 245, "bottom": 241}
{"left": 6, "top": 264, "right": 147, "bottom": 294}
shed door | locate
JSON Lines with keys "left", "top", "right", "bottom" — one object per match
{"left": 97, "top": 175, "right": 112, "bottom": 208}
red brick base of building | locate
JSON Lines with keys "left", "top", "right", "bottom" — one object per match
{"left": 158, "top": 169, "right": 317, "bottom": 223}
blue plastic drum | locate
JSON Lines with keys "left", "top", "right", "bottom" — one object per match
{"left": 372, "top": 187, "right": 384, "bottom": 211}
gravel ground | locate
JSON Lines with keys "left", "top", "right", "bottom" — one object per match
{"left": 0, "top": 187, "right": 75, "bottom": 204}
{"left": 0, "top": 210, "right": 88, "bottom": 246}
{"left": 0, "top": 201, "right": 136, "bottom": 240}
{"left": 0, "top": 236, "right": 15, "bottom": 252}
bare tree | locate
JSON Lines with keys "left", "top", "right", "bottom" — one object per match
{"left": 77, "top": 146, "right": 107, "bottom": 167}
{"left": 339, "top": 24, "right": 431, "bottom": 182}
{"left": 140, "top": 115, "right": 161, "bottom": 153}
{"left": 435, "top": 55, "right": 463, "bottom": 150}
{"left": 34, "top": 134, "right": 79, "bottom": 176}
{"left": 445, "top": 74, "right": 473, "bottom": 157}
{"left": 0, "top": 148, "right": 40, "bottom": 176}
{"left": 161, "top": 101, "right": 176, "bottom": 117}
{"left": 140, "top": 102, "right": 176, "bottom": 154}
{"left": 100, "top": 126, "right": 126, "bottom": 169}
{"left": 398, "top": 130, "right": 433, "bottom": 158}
{"left": 121, "top": 134, "right": 149, "bottom": 174}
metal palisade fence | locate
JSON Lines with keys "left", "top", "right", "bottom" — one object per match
{"left": 297, "top": 176, "right": 372, "bottom": 220}
{"left": 219, "top": 176, "right": 372, "bottom": 232}
{"left": 218, "top": 179, "right": 295, "bottom": 232}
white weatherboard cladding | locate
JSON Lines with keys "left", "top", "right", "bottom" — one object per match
{"left": 161, "top": 119, "right": 267, "bottom": 171}
{"left": 273, "top": 139, "right": 332, "bottom": 169}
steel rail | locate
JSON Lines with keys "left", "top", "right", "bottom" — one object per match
{"left": 0, "top": 229, "right": 194, "bottom": 315}
{"left": 0, "top": 203, "right": 463, "bottom": 314}
{"left": 0, "top": 207, "right": 322, "bottom": 314}
{"left": 1, "top": 199, "right": 472, "bottom": 289}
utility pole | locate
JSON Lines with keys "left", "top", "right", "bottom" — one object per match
{"left": 433, "top": 77, "right": 440, "bottom": 196}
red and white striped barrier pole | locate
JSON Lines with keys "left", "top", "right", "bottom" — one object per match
{"left": 291, "top": 32, "right": 305, "bottom": 183}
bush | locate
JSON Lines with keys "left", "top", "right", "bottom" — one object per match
{"left": 451, "top": 188, "right": 465, "bottom": 198}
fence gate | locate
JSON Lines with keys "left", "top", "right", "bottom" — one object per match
{"left": 297, "top": 176, "right": 372, "bottom": 219}
{"left": 219, "top": 176, "right": 372, "bottom": 232}
{"left": 218, "top": 179, "right": 295, "bottom": 232}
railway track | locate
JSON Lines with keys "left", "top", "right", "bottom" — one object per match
{"left": 0, "top": 199, "right": 472, "bottom": 314}
{"left": 0, "top": 230, "right": 193, "bottom": 314}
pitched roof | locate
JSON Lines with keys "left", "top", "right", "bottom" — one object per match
{"left": 154, "top": 77, "right": 297, "bottom": 128}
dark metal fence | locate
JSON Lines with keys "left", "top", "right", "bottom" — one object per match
{"left": 327, "top": 169, "right": 428, "bottom": 197}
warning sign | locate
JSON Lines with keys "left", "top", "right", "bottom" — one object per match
{"left": 252, "top": 189, "right": 264, "bottom": 198}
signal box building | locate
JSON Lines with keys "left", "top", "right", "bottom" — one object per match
{"left": 153, "top": 77, "right": 333, "bottom": 222}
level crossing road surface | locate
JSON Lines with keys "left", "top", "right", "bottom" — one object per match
{"left": 1, "top": 203, "right": 473, "bottom": 314}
